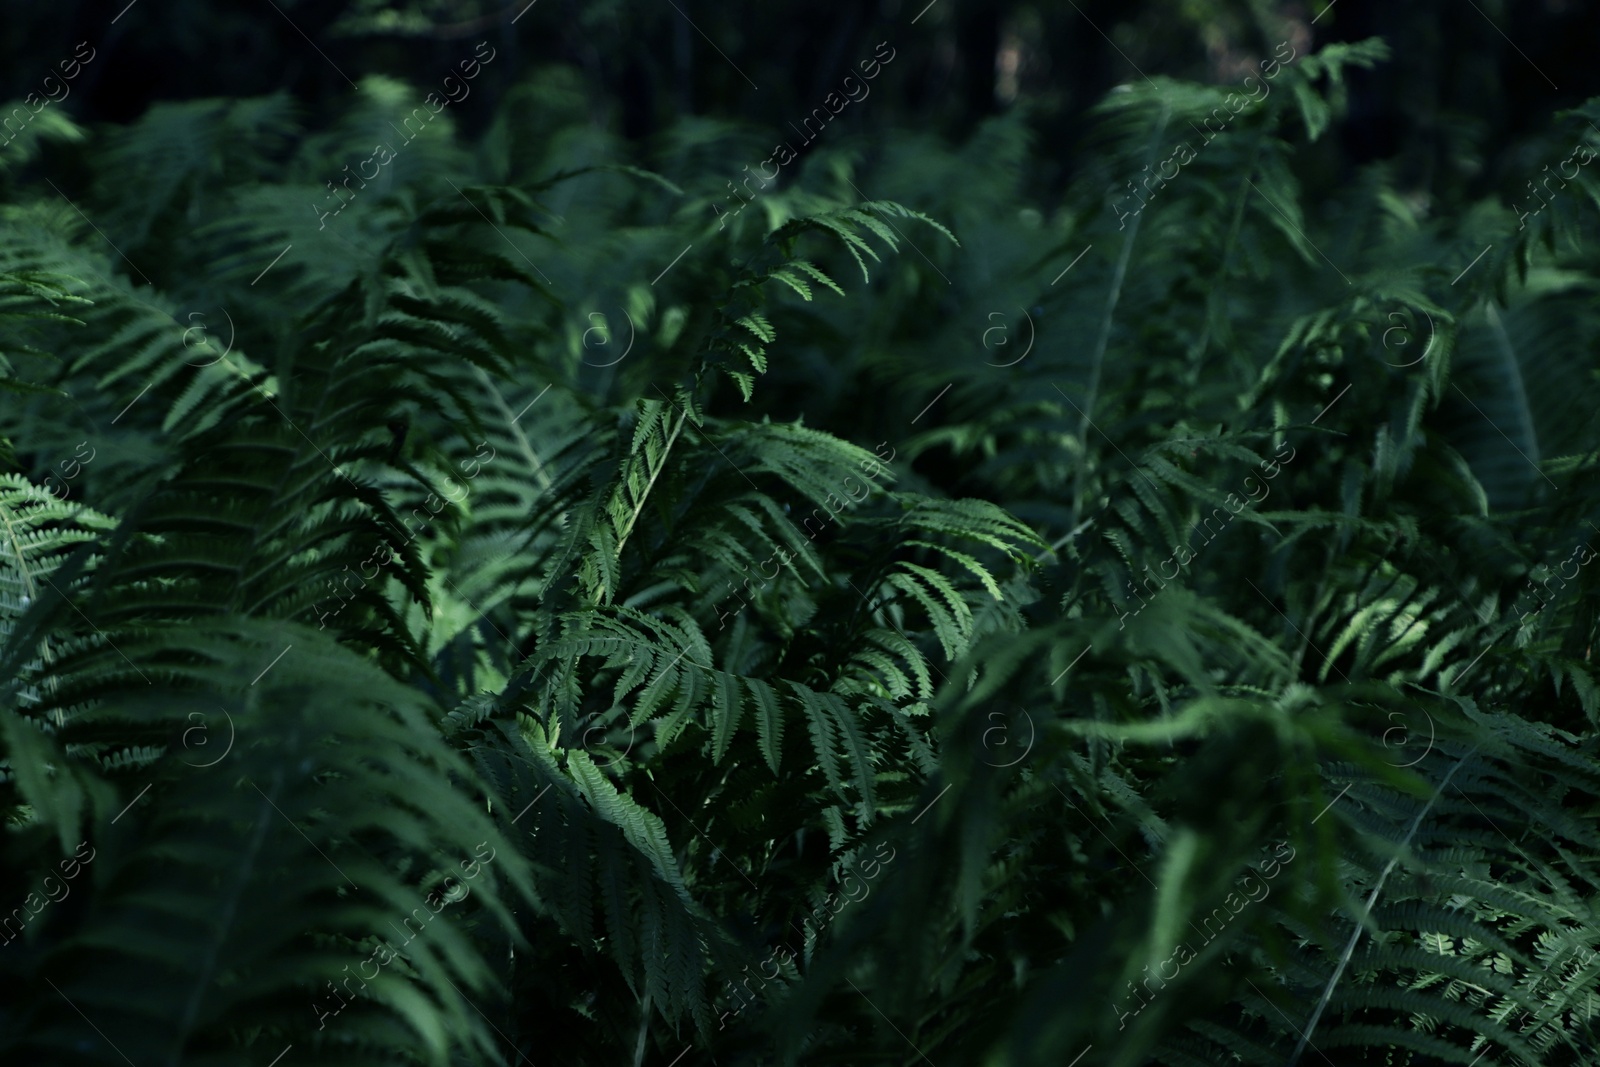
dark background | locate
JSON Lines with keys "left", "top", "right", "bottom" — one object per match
{"left": 8, "top": 0, "right": 1597, "bottom": 216}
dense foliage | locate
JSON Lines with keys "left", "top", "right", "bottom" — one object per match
{"left": 3, "top": 16, "right": 1600, "bottom": 1067}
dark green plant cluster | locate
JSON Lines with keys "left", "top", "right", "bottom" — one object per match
{"left": 2, "top": 29, "right": 1600, "bottom": 1067}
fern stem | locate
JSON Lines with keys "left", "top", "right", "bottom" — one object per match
{"left": 473, "top": 365, "right": 554, "bottom": 491}
{"left": 1190, "top": 132, "right": 1264, "bottom": 368}
{"left": 614, "top": 400, "right": 690, "bottom": 557}
{"left": 1285, "top": 748, "right": 1477, "bottom": 1067}
{"left": 1483, "top": 301, "right": 1542, "bottom": 487}
{"left": 1072, "top": 103, "right": 1171, "bottom": 528}
{"left": 0, "top": 500, "right": 60, "bottom": 719}
{"left": 169, "top": 770, "right": 281, "bottom": 1066}
{"left": 631, "top": 991, "right": 652, "bottom": 1067}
